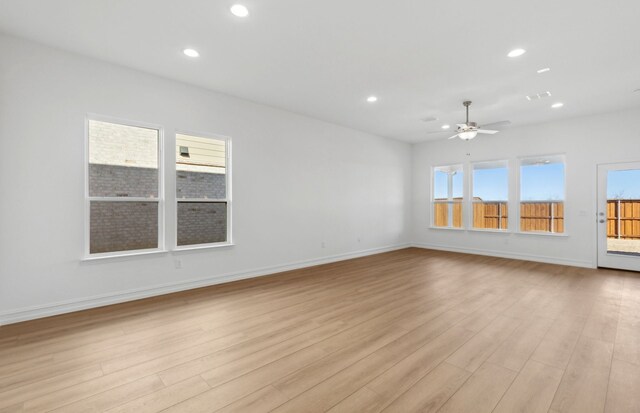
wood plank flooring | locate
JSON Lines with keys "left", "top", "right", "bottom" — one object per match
{"left": 1, "top": 248, "right": 639, "bottom": 413}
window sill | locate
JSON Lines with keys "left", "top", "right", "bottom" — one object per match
{"left": 468, "top": 228, "right": 510, "bottom": 234}
{"left": 82, "top": 248, "right": 169, "bottom": 262}
{"left": 429, "top": 226, "right": 465, "bottom": 231}
{"left": 515, "top": 231, "right": 568, "bottom": 237}
{"left": 173, "top": 242, "right": 235, "bottom": 252}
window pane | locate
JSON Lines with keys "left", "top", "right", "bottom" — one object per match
{"left": 176, "top": 134, "right": 226, "bottom": 199}
{"left": 520, "top": 158, "right": 564, "bottom": 201}
{"left": 90, "top": 201, "right": 158, "bottom": 253}
{"left": 433, "top": 202, "right": 449, "bottom": 227}
{"left": 433, "top": 165, "right": 463, "bottom": 228}
{"left": 520, "top": 156, "right": 565, "bottom": 233}
{"left": 433, "top": 165, "right": 463, "bottom": 200}
{"left": 433, "top": 171, "right": 448, "bottom": 200}
{"left": 520, "top": 202, "right": 564, "bottom": 233}
{"left": 452, "top": 200, "right": 463, "bottom": 228}
{"left": 177, "top": 202, "right": 227, "bottom": 246}
{"left": 473, "top": 162, "right": 508, "bottom": 201}
{"left": 433, "top": 201, "right": 463, "bottom": 228}
{"left": 473, "top": 161, "right": 508, "bottom": 230}
{"left": 88, "top": 120, "right": 159, "bottom": 198}
{"left": 452, "top": 172, "right": 463, "bottom": 199}
{"left": 473, "top": 202, "right": 508, "bottom": 229}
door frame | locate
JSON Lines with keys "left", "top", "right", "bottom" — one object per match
{"left": 597, "top": 161, "right": 640, "bottom": 272}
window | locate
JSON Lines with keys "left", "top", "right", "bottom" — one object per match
{"left": 472, "top": 161, "right": 508, "bottom": 230}
{"left": 176, "top": 133, "right": 230, "bottom": 247}
{"left": 520, "top": 155, "right": 565, "bottom": 233}
{"left": 432, "top": 165, "right": 463, "bottom": 228}
{"left": 86, "top": 118, "right": 162, "bottom": 256}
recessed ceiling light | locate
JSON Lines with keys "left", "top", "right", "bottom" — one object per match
{"left": 507, "top": 48, "right": 526, "bottom": 58}
{"left": 441, "top": 124, "right": 451, "bottom": 130}
{"left": 183, "top": 48, "right": 199, "bottom": 58}
{"left": 551, "top": 102, "right": 564, "bottom": 108}
{"left": 366, "top": 96, "right": 378, "bottom": 103}
{"left": 230, "top": 4, "right": 249, "bottom": 17}
{"left": 537, "top": 67, "right": 551, "bottom": 73}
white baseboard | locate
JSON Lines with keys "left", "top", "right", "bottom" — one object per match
{"left": 0, "top": 244, "right": 410, "bottom": 326}
{"left": 412, "top": 242, "right": 595, "bottom": 269}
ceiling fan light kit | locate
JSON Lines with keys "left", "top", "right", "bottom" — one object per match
{"left": 458, "top": 130, "right": 478, "bottom": 140}
{"left": 447, "top": 101, "right": 500, "bottom": 141}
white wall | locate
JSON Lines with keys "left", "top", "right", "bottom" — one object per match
{"left": 0, "top": 35, "right": 412, "bottom": 324}
{"left": 412, "top": 107, "right": 640, "bottom": 268}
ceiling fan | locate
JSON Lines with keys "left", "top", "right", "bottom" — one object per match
{"left": 446, "top": 101, "right": 506, "bottom": 141}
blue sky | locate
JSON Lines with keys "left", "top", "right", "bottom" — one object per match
{"left": 608, "top": 169, "right": 640, "bottom": 199}
{"left": 521, "top": 163, "right": 565, "bottom": 201}
{"left": 434, "top": 170, "right": 462, "bottom": 199}
{"left": 435, "top": 165, "right": 640, "bottom": 201}
{"left": 434, "top": 164, "right": 566, "bottom": 201}
{"left": 474, "top": 168, "right": 508, "bottom": 201}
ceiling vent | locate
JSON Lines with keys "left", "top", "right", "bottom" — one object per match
{"left": 526, "top": 91, "right": 552, "bottom": 101}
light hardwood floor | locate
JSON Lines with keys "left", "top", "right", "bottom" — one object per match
{"left": 1, "top": 248, "right": 639, "bottom": 413}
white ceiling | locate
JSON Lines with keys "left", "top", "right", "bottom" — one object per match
{"left": 1, "top": 0, "right": 639, "bottom": 142}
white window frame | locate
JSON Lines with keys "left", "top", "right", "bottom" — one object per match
{"left": 431, "top": 164, "right": 465, "bottom": 229}
{"left": 517, "top": 154, "right": 567, "bottom": 236}
{"left": 470, "top": 159, "right": 509, "bottom": 232}
{"left": 84, "top": 114, "right": 165, "bottom": 259}
{"left": 174, "top": 130, "right": 233, "bottom": 251}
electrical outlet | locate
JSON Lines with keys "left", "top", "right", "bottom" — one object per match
{"left": 321, "top": 242, "right": 326, "bottom": 248}
{"left": 174, "top": 258, "right": 182, "bottom": 269}
{"left": 357, "top": 237, "right": 361, "bottom": 243}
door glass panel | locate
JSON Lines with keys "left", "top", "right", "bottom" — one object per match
{"left": 607, "top": 169, "right": 640, "bottom": 256}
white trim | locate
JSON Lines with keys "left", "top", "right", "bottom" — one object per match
{"left": 517, "top": 153, "right": 567, "bottom": 234}
{"left": 175, "top": 198, "right": 226, "bottom": 203}
{"left": 596, "top": 161, "right": 640, "bottom": 272}
{"left": 80, "top": 248, "right": 169, "bottom": 261}
{"left": 173, "top": 242, "right": 235, "bottom": 252}
{"left": 88, "top": 197, "right": 160, "bottom": 202}
{"left": 84, "top": 114, "right": 165, "bottom": 259}
{"left": 516, "top": 231, "right": 569, "bottom": 237}
{"left": 431, "top": 163, "right": 464, "bottom": 228}
{"left": 468, "top": 228, "right": 510, "bottom": 234}
{"left": 470, "top": 159, "right": 509, "bottom": 231}
{"left": 412, "top": 242, "right": 594, "bottom": 269}
{"left": 174, "top": 130, "right": 232, "bottom": 249}
{"left": 0, "top": 244, "right": 410, "bottom": 326}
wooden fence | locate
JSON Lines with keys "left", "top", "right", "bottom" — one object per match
{"left": 433, "top": 202, "right": 463, "bottom": 228}
{"left": 520, "top": 202, "right": 564, "bottom": 233}
{"left": 474, "top": 202, "right": 508, "bottom": 229}
{"left": 434, "top": 199, "right": 564, "bottom": 233}
{"left": 607, "top": 199, "right": 640, "bottom": 239}
{"left": 435, "top": 199, "right": 640, "bottom": 237}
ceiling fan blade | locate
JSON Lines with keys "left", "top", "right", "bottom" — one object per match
{"left": 456, "top": 123, "right": 467, "bottom": 128}
{"left": 447, "top": 134, "right": 460, "bottom": 140}
{"left": 477, "top": 129, "right": 499, "bottom": 134}
{"left": 426, "top": 130, "right": 448, "bottom": 134}
{"left": 481, "top": 120, "right": 511, "bottom": 129}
